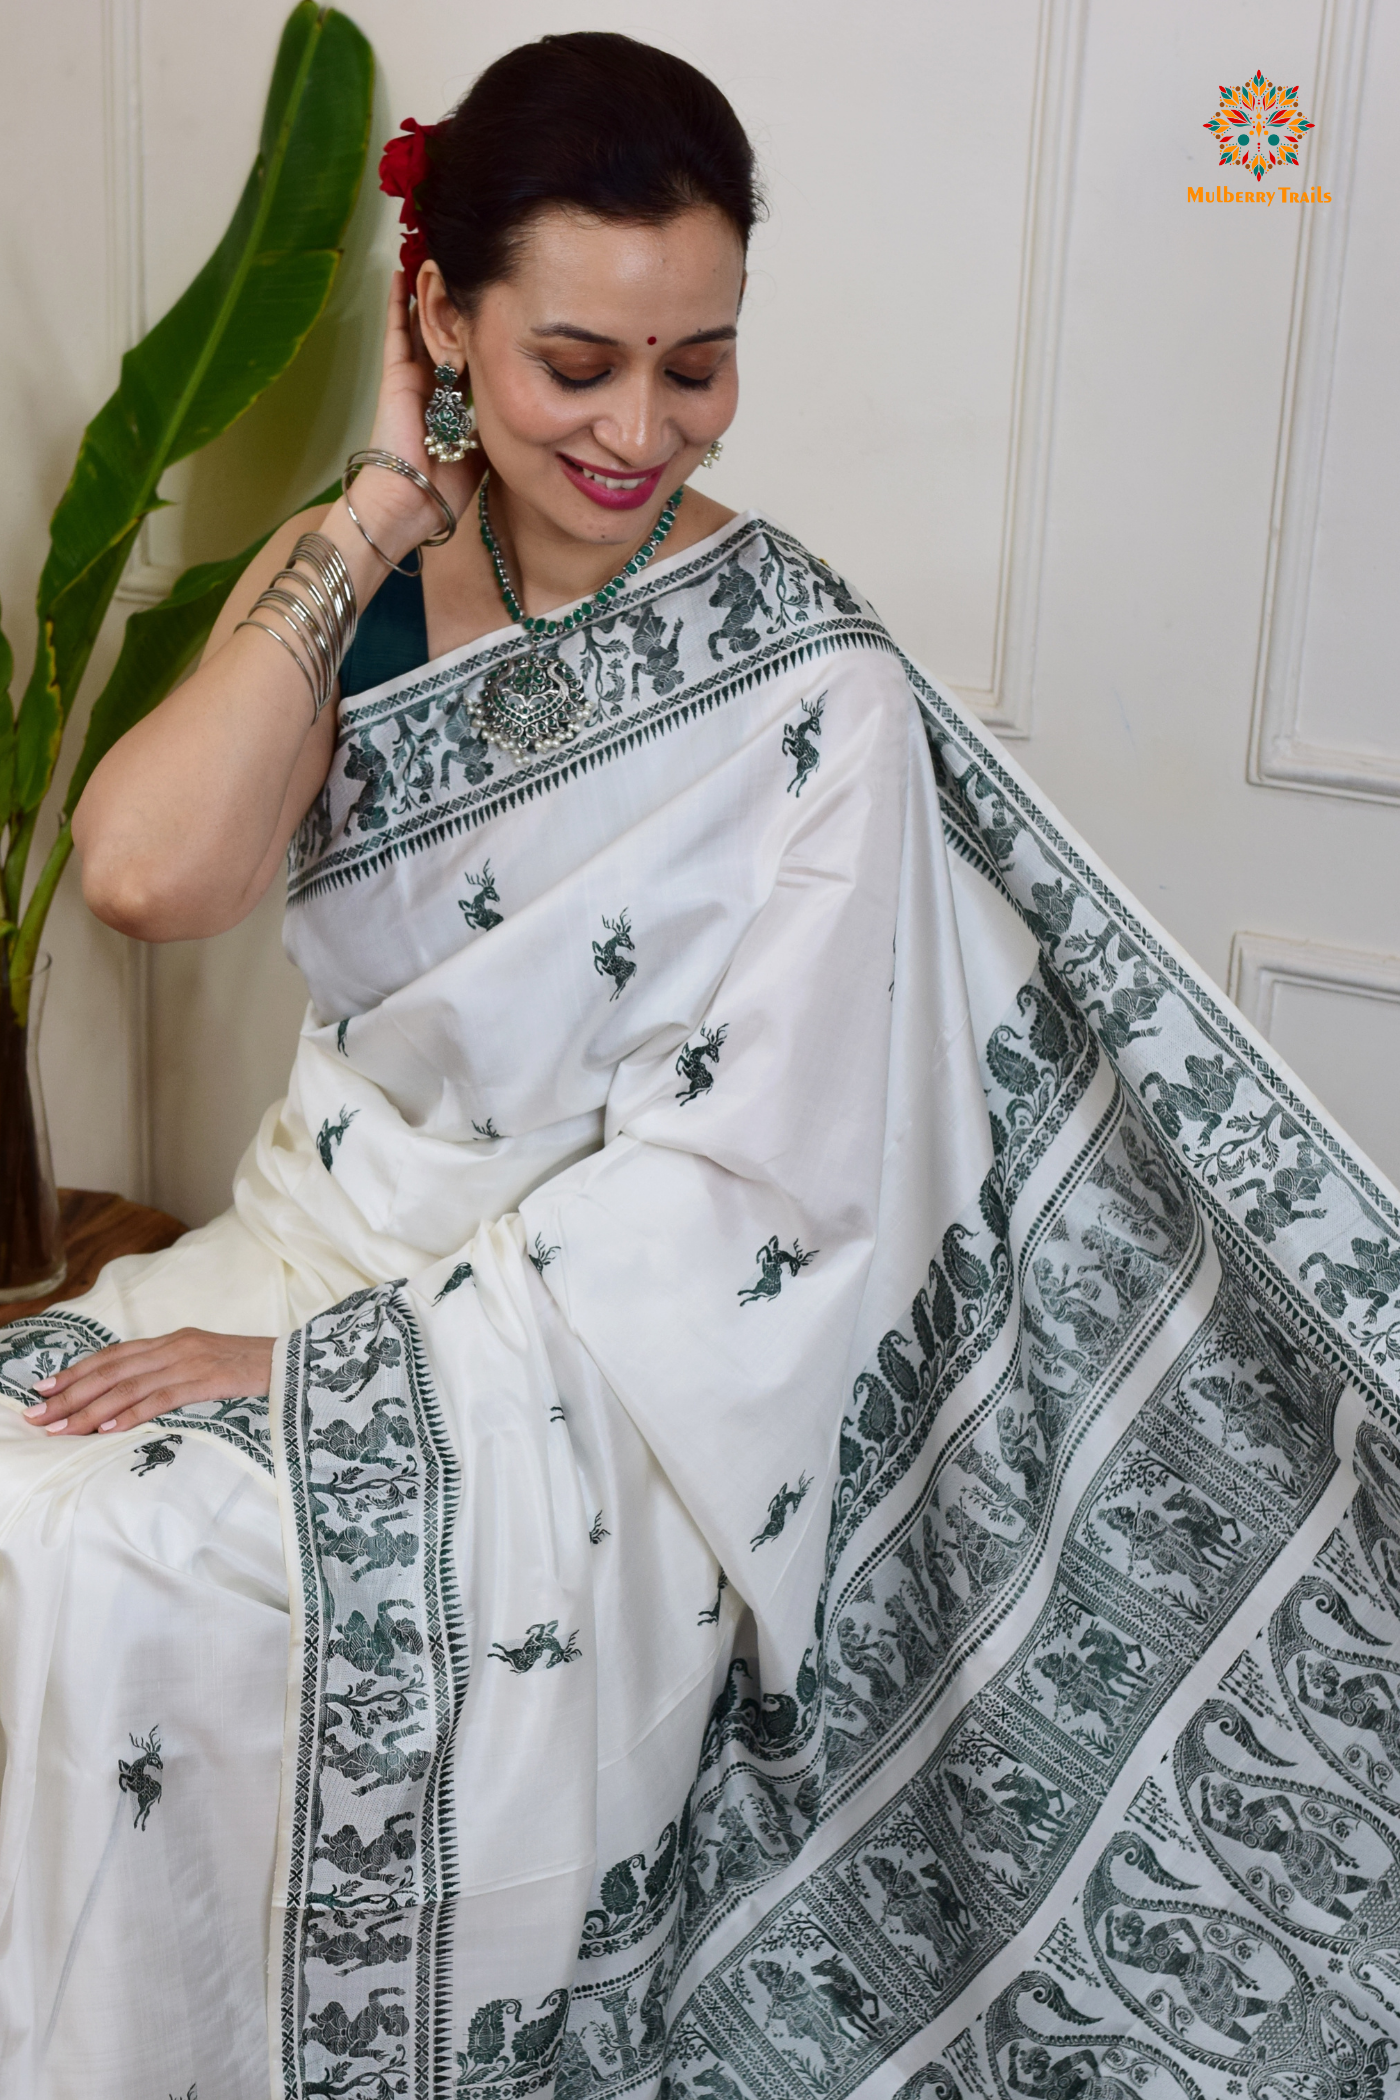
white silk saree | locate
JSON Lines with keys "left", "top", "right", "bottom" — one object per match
{"left": 3, "top": 510, "right": 1400, "bottom": 2100}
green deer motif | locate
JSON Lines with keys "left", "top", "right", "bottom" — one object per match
{"left": 459, "top": 861, "right": 503, "bottom": 931}
{"left": 738, "top": 1236, "right": 817, "bottom": 1305}
{"left": 316, "top": 1107, "right": 357, "bottom": 1172}
{"left": 529, "top": 1236, "right": 559, "bottom": 1276}
{"left": 782, "top": 693, "right": 825, "bottom": 796}
{"left": 593, "top": 910, "right": 637, "bottom": 999}
{"left": 118, "top": 1726, "right": 163, "bottom": 1829}
{"left": 750, "top": 1474, "right": 813, "bottom": 1549}
{"left": 675, "top": 1023, "right": 729, "bottom": 1104}
{"left": 489, "top": 1621, "right": 582, "bottom": 1672}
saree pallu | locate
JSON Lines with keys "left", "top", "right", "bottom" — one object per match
{"left": 2, "top": 511, "right": 1399, "bottom": 2100}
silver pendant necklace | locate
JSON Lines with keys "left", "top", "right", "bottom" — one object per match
{"left": 471, "top": 470, "right": 685, "bottom": 762}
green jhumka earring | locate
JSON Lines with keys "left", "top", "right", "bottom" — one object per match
{"left": 425, "top": 364, "right": 480, "bottom": 463}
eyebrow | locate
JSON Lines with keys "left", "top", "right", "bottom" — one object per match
{"left": 531, "top": 324, "right": 737, "bottom": 348}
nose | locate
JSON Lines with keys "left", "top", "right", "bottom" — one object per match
{"left": 589, "top": 368, "right": 672, "bottom": 467}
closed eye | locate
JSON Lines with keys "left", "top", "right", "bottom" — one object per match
{"left": 544, "top": 363, "right": 611, "bottom": 392}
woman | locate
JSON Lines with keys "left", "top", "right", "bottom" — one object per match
{"left": 2, "top": 31, "right": 1397, "bottom": 2100}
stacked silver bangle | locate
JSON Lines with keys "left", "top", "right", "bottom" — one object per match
{"left": 235, "top": 455, "right": 458, "bottom": 718}
{"left": 343, "top": 449, "right": 458, "bottom": 573}
{"left": 235, "top": 532, "right": 357, "bottom": 722}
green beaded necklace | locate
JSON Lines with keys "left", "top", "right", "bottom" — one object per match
{"left": 468, "top": 471, "right": 685, "bottom": 762}
{"left": 478, "top": 470, "right": 685, "bottom": 635}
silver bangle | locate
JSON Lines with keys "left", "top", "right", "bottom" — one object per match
{"left": 235, "top": 531, "right": 359, "bottom": 722}
{"left": 260, "top": 588, "right": 337, "bottom": 692}
{"left": 234, "top": 616, "right": 320, "bottom": 711}
{"left": 344, "top": 490, "right": 424, "bottom": 576}
{"left": 292, "top": 533, "right": 357, "bottom": 645}
{"left": 344, "top": 448, "right": 457, "bottom": 547}
{"left": 280, "top": 555, "right": 344, "bottom": 646}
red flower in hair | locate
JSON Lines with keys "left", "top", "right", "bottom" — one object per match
{"left": 379, "top": 118, "right": 436, "bottom": 286}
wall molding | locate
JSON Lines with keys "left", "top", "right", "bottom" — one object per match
{"left": 104, "top": 0, "right": 180, "bottom": 614}
{"left": 1228, "top": 929, "right": 1400, "bottom": 1043}
{"left": 961, "top": 0, "right": 1086, "bottom": 740}
{"left": 101, "top": 0, "right": 155, "bottom": 1201}
{"left": 1247, "top": 0, "right": 1393, "bottom": 802}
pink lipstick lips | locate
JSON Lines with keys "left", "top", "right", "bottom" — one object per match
{"left": 558, "top": 452, "right": 669, "bottom": 510}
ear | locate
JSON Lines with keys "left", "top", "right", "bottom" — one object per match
{"left": 416, "top": 262, "right": 471, "bottom": 370}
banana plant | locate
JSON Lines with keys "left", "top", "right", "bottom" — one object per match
{"left": 0, "top": 1, "right": 371, "bottom": 1289}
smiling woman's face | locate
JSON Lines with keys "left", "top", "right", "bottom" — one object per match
{"left": 419, "top": 203, "right": 745, "bottom": 549}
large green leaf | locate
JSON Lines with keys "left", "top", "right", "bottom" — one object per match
{"left": 0, "top": 612, "right": 13, "bottom": 822}
{"left": 12, "top": 2, "right": 371, "bottom": 815}
{"left": 62, "top": 482, "right": 340, "bottom": 818}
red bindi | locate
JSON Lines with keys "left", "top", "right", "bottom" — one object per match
{"left": 647, "top": 336, "right": 657, "bottom": 346}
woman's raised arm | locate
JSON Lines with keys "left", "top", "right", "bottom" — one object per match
{"left": 71, "top": 272, "right": 479, "bottom": 942}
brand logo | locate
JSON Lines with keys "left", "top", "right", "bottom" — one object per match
{"left": 1203, "top": 70, "right": 1314, "bottom": 184}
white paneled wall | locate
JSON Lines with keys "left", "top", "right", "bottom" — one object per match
{"left": 4, "top": 0, "right": 1396, "bottom": 1220}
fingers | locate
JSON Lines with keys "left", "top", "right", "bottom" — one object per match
{"left": 25, "top": 1330, "right": 275, "bottom": 1438}
{"left": 29, "top": 1336, "right": 180, "bottom": 1422}
{"left": 51, "top": 1380, "right": 186, "bottom": 1441}
{"left": 384, "top": 268, "right": 416, "bottom": 372}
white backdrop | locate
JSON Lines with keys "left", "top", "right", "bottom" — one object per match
{"left": 3, "top": 0, "right": 1395, "bottom": 1224}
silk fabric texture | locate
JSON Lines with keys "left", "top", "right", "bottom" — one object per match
{"left": 2, "top": 512, "right": 1399, "bottom": 2100}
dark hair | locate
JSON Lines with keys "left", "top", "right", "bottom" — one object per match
{"left": 418, "top": 33, "right": 761, "bottom": 308}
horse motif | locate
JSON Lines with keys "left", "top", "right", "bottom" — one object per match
{"left": 751, "top": 1955, "right": 877, "bottom": 2069}
{"left": 1100, "top": 1495, "right": 1240, "bottom": 1602}
{"left": 783, "top": 694, "right": 825, "bottom": 796}
{"left": 131, "top": 1433, "right": 182, "bottom": 1477}
{"left": 866, "top": 1852, "right": 971, "bottom": 1959}
{"left": 593, "top": 910, "right": 637, "bottom": 999}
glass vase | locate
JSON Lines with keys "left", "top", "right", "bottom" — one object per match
{"left": 0, "top": 954, "right": 66, "bottom": 1303}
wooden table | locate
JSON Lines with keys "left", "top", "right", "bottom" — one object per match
{"left": 0, "top": 1189, "right": 185, "bottom": 1325}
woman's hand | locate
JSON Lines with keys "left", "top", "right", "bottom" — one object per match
{"left": 24, "top": 1330, "right": 276, "bottom": 1438}
{"left": 362, "top": 267, "right": 485, "bottom": 533}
